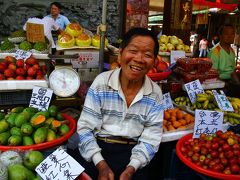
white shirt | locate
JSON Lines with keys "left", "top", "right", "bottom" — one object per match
{"left": 77, "top": 68, "right": 164, "bottom": 170}
{"left": 23, "top": 17, "right": 59, "bottom": 48}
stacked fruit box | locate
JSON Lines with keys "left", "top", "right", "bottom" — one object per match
{"left": 174, "top": 57, "right": 218, "bottom": 83}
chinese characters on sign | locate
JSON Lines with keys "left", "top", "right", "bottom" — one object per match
{"left": 184, "top": 79, "right": 204, "bottom": 104}
{"left": 163, "top": 92, "right": 174, "bottom": 110}
{"left": 14, "top": 49, "right": 32, "bottom": 60}
{"left": 212, "top": 90, "right": 234, "bottom": 112}
{"left": 36, "top": 148, "right": 84, "bottom": 180}
{"left": 29, "top": 86, "right": 53, "bottom": 111}
{"left": 71, "top": 51, "right": 99, "bottom": 69}
{"left": 193, "top": 109, "right": 223, "bottom": 138}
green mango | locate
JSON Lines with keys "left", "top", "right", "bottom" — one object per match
{"left": 0, "top": 120, "right": 9, "bottom": 133}
{"left": 8, "top": 135, "right": 22, "bottom": 146}
{"left": 23, "top": 136, "right": 34, "bottom": 146}
{"left": 8, "top": 164, "right": 36, "bottom": 180}
{"left": 33, "top": 127, "right": 48, "bottom": 144}
{"left": 46, "top": 129, "right": 57, "bottom": 142}
{"left": 48, "top": 105, "right": 58, "bottom": 117}
{"left": 6, "top": 113, "right": 18, "bottom": 127}
{"left": 0, "top": 131, "right": 11, "bottom": 145}
{"left": 10, "top": 127, "right": 22, "bottom": 136}
{"left": 15, "top": 112, "right": 30, "bottom": 127}
{"left": 21, "top": 123, "right": 33, "bottom": 135}
{"left": 58, "top": 124, "right": 70, "bottom": 136}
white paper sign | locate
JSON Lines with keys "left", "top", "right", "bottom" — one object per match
{"left": 170, "top": 50, "right": 185, "bottom": 64}
{"left": 29, "top": 86, "right": 53, "bottom": 111}
{"left": 163, "top": 92, "right": 174, "bottom": 110}
{"left": 14, "top": 49, "right": 32, "bottom": 60}
{"left": 212, "top": 90, "right": 234, "bottom": 112}
{"left": 193, "top": 109, "right": 224, "bottom": 138}
{"left": 184, "top": 79, "right": 204, "bottom": 104}
{"left": 71, "top": 51, "right": 99, "bottom": 68}
{"left": 36, "top": 148, "right": 84, "bottom": 180}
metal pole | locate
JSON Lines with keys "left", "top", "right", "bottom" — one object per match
{"left": 99, "top": 0, "right": 107, "bottom": 73}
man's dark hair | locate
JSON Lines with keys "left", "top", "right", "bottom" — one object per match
{"left": 120, "top": 27, "right": 159, "bottom": 57}
{"left": 218, "top": 24, "right": 235, "bottom": 36}
{"left": 50, "top": 2, "right": 62, "bottom": 9}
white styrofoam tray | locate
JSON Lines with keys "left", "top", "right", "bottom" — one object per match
{"left": 0, "top": 53, "right": 50, "bottom": 59}
{"left": 0, "top": 80, "right": 48, "bottom": 90}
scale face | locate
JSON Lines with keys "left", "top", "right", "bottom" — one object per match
{"left": 49, "top": 67, "right": 80, "bottom": 97}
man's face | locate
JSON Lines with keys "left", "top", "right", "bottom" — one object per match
{"left": 51, "top": 5, "right": 60, "bottom": 16}
{"left": 119, "top": 35, "right": 155, "bottom": 82}
{"left": 220, "top": 26, "right": 235, "bottom": 45}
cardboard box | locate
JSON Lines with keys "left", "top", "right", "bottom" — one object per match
{"left": 64, "top": 49, "right": 99, "bottom": 69}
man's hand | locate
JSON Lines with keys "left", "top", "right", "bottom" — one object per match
{"left": 96, "top": 160, "right": 114, "bottom": 180}
{"left": 119, "top": 166, "right": 135, "bottom": 180}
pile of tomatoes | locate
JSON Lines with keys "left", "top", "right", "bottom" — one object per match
{"left": 180, "top": 131, "right": 240, "bottom": 175}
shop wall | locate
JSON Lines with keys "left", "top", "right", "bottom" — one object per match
{"left": 0, "top": 0, "right": 122, "bottom": 43}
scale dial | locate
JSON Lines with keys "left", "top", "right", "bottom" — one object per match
{"left": 49, "top": 67, "right": 80, "bottom": 97}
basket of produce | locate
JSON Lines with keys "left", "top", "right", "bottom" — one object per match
{"left": 0, "top": 106, "right": 76, "bottom": 151}
{"left": 163, "top": 108, "right": 194, "bottom": 132}
{"left": 8, "top": 30, "right": 26, "bottom": 43}
{"left": 0, "top": 39, "right": 16, "bottom": 53}
{"left": 176, "top": 131, "right": 240, "bottom": 179}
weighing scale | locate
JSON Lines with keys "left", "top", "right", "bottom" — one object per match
{"left": 49, "top": 66, "right": 80, "bottom": 97}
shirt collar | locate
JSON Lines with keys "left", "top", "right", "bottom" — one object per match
{"left": 108, "top": 68, "right": 153, "bottom": 95}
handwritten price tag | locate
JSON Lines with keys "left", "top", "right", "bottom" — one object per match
{"left": 163, "top": 92, "right": 174, "bottom": 110}
{"left": 14, "top": 49, "right": 32, "bottom": 60}
{"left": 29, "top": 86, "right": 53, "bottom": 111}
{"left": 184, "top": 79, "right": 204, "bottom": 104}
{"left": 193, "top": 109, "right": 224, "bottom": 138}
{"left": 36, "top": 148, "right": 84, "bottom": 180}
{"left": 212, "top": 90, "right": 234, "bottom": 112}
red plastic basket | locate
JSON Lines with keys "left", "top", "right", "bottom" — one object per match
{"left": 147, "top": 70, "right": 172, "bottom": 81}
{"left": 0, "top": 113, "right": 76, "bottom": 151}
{"left": 176, "top": 133, "right": 240, "bottom": 180}
{"left": 77, "top": 172, "right": 92, "bottom": 180}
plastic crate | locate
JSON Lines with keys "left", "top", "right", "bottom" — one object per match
{"left": 0, "top": 90, "right": 32, "bottom": 105}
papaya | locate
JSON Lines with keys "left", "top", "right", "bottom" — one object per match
{"left": 0, "top": 120, "right": 9, "bottom": 133}
{"left": 58, "top": 124, "right": 70, "bottom": 136}
{"left": 35, "top": 111, "right": 49, "bottom": 119}
{"left": 48, "top": 105, "right": 58, "bottom": 117}
{"left": 8, "top": 135, "right": 22, "bottom": 146}
{"left": 50, "top": 120, "right": 62, "bottom": 131}
{"left": 10, "top": 127, "right": 22, "bottom": 136}
{"left": 0, "top": 131, "right": 11, "bottom": 145}
{"left": 8, "top": 164, "right": 36, "bottom": 180}
{"left": 33, "top": 127, "right": 48, "bottom": 144}
{"left": 23, "top": 107, "right": 38, "bottom": 118}
{"left": 56, "top": 112, "right": 64, "bottom": 121}
{"left": 47, "top": 129, "right": 57, "bottom": 142}
{"left": 45, "top": 117, "right": 54, "bottom": 127}
{"left": 11, "top": 106, "right": 24, "bottom": 113}
{"left": 23, "top": 136, "right": 34, "bottom": 146}
{"left": 30, "top": 114, "right": 46, "bottom": 128}
{"left": 21, "top": 123, "right": 33, "bottom": 135}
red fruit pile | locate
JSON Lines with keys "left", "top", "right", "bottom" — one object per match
{"left": 147, "top": 55, "right": 168, "bottom": 74}
{"left": 0, "top": 56, "right": 48, "bottom": 80}
{"left": 181, "top": 131, "right": 240, "bottom": 175}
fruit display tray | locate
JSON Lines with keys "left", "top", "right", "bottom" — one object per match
{"left": 0, "top": 113, "right": 76, "bottom": 151}
{"left": 176, "top": 133, "right": 240, "bottom": 180}
{"left": 0, "top": 80, "right": 48, "bottom": 90}
{"left": 0, "top": 52, "right": 49, "bottom": 59}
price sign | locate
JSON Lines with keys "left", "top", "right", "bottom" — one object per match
{"left": 184, "top": 79, "right": 204, "bottom": 104}
{"left": 29, "top": 86, "right": 53, "bottom": 111}
{"left": 36, "top": 148, "right": 84, "bottom": 180}
{"left": 170, "top": 50, "right": 185, "bottom": 64}
{"left": 163, "top": 92, "right": 174, "bottom": 110}
{"left": 193, "top": 109, "right": 224, "bottom": 138}
{"left": 212, "top": 90, "right": 234, "bottom": 112}
{"left": 14, "top": 49, "right": 32, "bottom": 60}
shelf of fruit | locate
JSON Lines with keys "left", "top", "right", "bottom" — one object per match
{"left": 176, "top": 131, "right": 240, "bottom": 179}
{"left": 0, "top": 56, "right": 49, "bottom": 90}
{"left": 173, "top": 91, "right": 240, "bottom": 126}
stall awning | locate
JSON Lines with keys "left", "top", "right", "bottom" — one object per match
{"left": 193, "top": 0, "right": 238, "bottom": 11}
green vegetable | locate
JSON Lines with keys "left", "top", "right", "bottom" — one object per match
{"left": 33, "top": 41, "right": 47, "bottom": 51}
{"left": 19, "top": 41, "right": 32, "bottom": 51}
{"left": 0, "top": 40, "right": 15, "bottom": 51}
